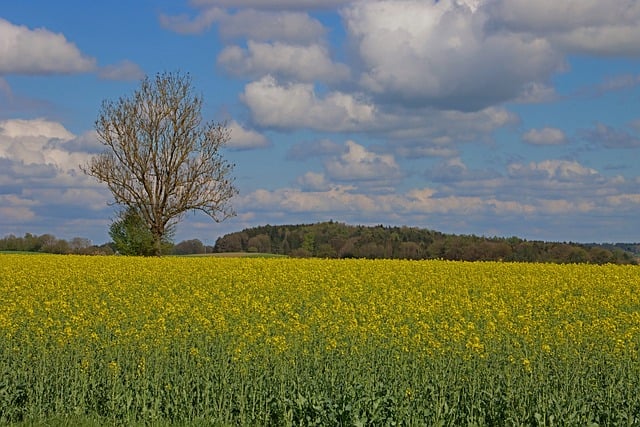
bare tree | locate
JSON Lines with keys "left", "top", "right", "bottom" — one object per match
{"left": 83, "top": 71, "right": 238, "bottom": 256}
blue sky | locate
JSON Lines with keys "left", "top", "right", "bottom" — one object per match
{"left": 1, "top": 0, "right": 640, "bottom": 245}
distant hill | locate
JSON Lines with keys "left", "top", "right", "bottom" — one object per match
{"left": 213, "top": 221, "right": 638, "bottom": 264}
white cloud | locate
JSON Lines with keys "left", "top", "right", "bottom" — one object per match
{"left": 0, "top": 118, "right": 90, "bottom": 172}
{"left": 227, "top": 120, "right": 270, "bottom": 150}
{"left": 238, "top": 186, "right": 378, "bottom": 214}
{"left": 161, "top": 8, "right": 326, "bottom": 43}
{"left": 508, "top": 159, "right": 598, "bottom": 181}
{"left": 98, "top": 60, "right": 145, "bottom": 81}
{"left": 487, "top": 0, "right": 640, "bottom": 56}
{"left": 522, "top": 127, "right": 567, "bottom": 145}
{"left": 0, "top": 18, "right": 96, "bottom": 75}
{"left": 538, "top": 198, "right": 596, "bottom": 214}
{"left": 427, "top": 157, "right": 501, "bottom": 184}
{"left": 342, "top": 0, "right": 562, "bottom": 111}
{"left": 241, "top": 76, "right": 375, "bottom": 131}
{"left": 0, "top": 118, "right": 73, "bottom": 140}
{"left": 0, "top": 119, "right": 107, "bottom": 193}
{"left": 296, "top": 171, "right": 330, "bottom": 191}
{"left": 325, "top": 140, "right": 402, "bottom": 182}
{"left": 188, "top": 0, "right": 351, "bottom": 10}
{"left": 218, "top": 41, "right": 349, "bottom": 83}
{"left": 607, "top": 193, "right": 640, "bottom": 206}
{"left": 0, "top": 194, "right": 38, "bottom": 221}
{"left": 24, "top": 188, "right": 107, "bottom": 211}
{"left": 556, "top": 28, "right": 640, "bottom": 56}
{"left": 159, "top": 7, "right": 225, "bottom": 35}
{"left": 216, "top": 10, "right": 326, "bottom": 42}
{"left": 380, "top": 106, "right": 517, "bottom": 159}
{"left": 0, "top": 118, "right": 111, "bottom": 240}
{"left": 237, "top": 185, "right": 538, "bottom": 219}
{"left": 227, "top": 147, "right": 640, "bottom": 242}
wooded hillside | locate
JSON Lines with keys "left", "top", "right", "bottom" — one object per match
{"left": 213, "top": 221, "right": 638, "bottom": 264}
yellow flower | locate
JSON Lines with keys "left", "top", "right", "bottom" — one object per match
{"left": 107, "top": 361, "right": 120, "bottom": 377}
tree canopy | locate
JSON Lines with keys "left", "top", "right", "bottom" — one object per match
{"left": 83, "top": 71, "right": 237, "bottom": 255}
{"left": 213, "top": 221, "right": 638, "bottom": 264}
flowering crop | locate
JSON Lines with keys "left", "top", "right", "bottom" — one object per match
{"left": 1, "top": 254, "right": 639, "bottom": 425}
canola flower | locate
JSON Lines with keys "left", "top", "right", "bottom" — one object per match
{"left": 1, "top": 254, "right": 639, "bottom": 425}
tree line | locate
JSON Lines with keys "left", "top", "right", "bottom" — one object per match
{"left": 0, "top": 233, "right": 214, "bottom": 256}
{"left": 214, "top": 221, "right": 639, "bottom": 265}
{"left": 3, "top": 222, "right": 637, "bottom": 264}
{"left": 0, "top": 233, "right": 114, "bottom": 255}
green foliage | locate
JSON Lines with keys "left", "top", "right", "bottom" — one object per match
{"left": 171, "top": 239, "right": 206, "bottom": 255}
{"left": 109, "top": 207, "right": 173, "bottom": 256}
{"left": 213, "top": 221, "right": 638, "bottom": 264}
{"left": 0, "top": 233, "right": 112, "bottom": 255}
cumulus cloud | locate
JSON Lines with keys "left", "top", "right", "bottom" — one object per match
{"left": 507, "top": 159, "right": 599, "bottom": 181}
{"left": 381, "top": 106, "right": 517, "bottom": 159}
{"left": 0, "top": 118, "right": 73, "bottom": 140}
{"left": 216, "top": 9, "right": 326, "bottom": 42}
{"left": 522, "top": 127, "right": 568, "bottom": 145}
{"left": 0, "top": 18, "right": 96, "bottom": 75}
{"left": 342, "top": 0, "right": 563, "bottom": 111}
{"left": 0, "top": 194, "right": 37, "bottom": 222}
{"left": 0, "top": 118, "right": 104, "bottom": 186}
{"left": 0, "top": 118, "right": 110, "bottom": 240}
{"left": 226, "top": 120, "right": 270, "bottom": 150}
{"left": 238, "top": 185, "right": 378, "bottom": 214}
{"left": 608, "top": 193, "right": 640, "bottom": 206}
{"left": 236, "top": 184, "right": 548, "bottom": 221}
{"left": 325, "top": 140, "right": 402, "bottom": 182}
{"left": 0, "top": 119, "right": 83, "bottom": 171}
{"left": 427, "top": 157, "right": 501, "bottom": 183}
{"left": 229, "top": 148, "right": 640, "bottom": 241}
{"left": 218, "top": 41, "right": 349, "bottom": 83}
{"left": 188, "top": 0, "right": 351, "bottom": 10}
{"left": 241, "top": 76, "right": 375, "bottom": 131}
{"left": 98, "top": 60, "right": 145, "bottom": 81}
{"left": 487, "top": 0, "right": 640, "bottom": 56}
{"left": 241, "top": 154, "right": 637, "bottom": 228}
{"left": 162, "top": 8, "right": 326, "bottom": 43}
{"left": 159, "top": 7, "right": 224, "bottom": 34}
{"left": 296, "top": 171, "right": 330, "bottom": 191}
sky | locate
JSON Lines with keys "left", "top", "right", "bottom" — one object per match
{"left": 1, "top": 0, "right": 640, "bottom": 246}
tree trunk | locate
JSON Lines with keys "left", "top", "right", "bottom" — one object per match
{"left": 152, "top": 228, "right": 164, "bottom": 257}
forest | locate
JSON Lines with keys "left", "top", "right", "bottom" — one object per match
{"left": 1, "top": 222, "right": 638, "bottom": 264}
{"left": 214, "top": 221, "right": 639, "bottom": 264}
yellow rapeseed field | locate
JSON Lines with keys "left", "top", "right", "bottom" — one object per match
{"left": 1, "top": 254, "right": 639, "bottom": 425}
